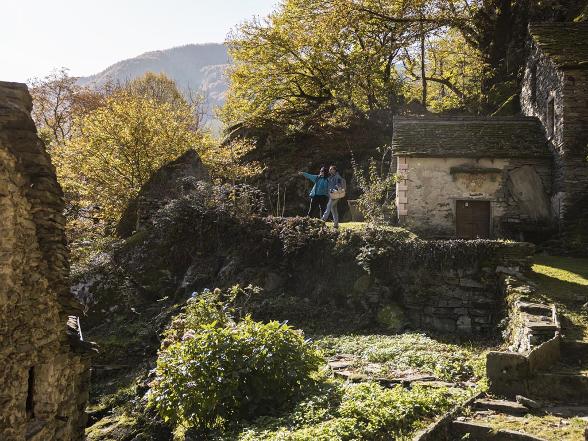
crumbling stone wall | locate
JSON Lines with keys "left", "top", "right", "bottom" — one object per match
{"left": 520, "top": 39, "right": 588, "bottom": 226}
{"left": 0, "top": 82, "right": 91, "bottom": 441}
{"left": 397, "top": 156, "right": 553, "bottom": 239}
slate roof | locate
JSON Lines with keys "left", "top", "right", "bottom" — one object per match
{"left": 392, "top": 117, "right": 551, "bottom": 158}
{"left": 529, "top": 22, "right": 588, "bottom": 69}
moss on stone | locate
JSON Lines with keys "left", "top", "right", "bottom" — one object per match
{"left": 376, "top": 304, "right": 407, "bottom": 332}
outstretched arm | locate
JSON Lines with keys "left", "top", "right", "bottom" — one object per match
{"left": 300, "top": 172, "right": 318, "bottom": 183}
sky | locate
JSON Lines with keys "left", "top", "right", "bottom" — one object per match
{"left": 0, "top": 0, "right": 278, "bottom": 83}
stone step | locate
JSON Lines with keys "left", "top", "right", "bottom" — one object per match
{"left": 473, "top": 398, "right": 529, "bottom": 416}
{"left": 450, "top": 421, "right": 547, "bottom": 440}
{"left": 518, "top": 302, "right": 553, "bottom": 316}
{"left": 529, "top": 372, "right": 588, "bottom": 404}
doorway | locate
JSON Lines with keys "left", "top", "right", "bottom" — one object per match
{"left": 456, "top": 200, "right": 491, "bottom": 239}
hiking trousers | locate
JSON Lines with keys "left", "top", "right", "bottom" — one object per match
{"left": 308, "top": 195, "right": 328, "bottom": 218}
{"left": 322, "top": 198, "right": 340, "bottom": 227}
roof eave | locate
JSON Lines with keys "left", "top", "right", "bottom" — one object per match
{"left": 393, "top": 152, "right": 552, "bottom": 159}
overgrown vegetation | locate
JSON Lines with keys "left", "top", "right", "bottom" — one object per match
{"left": 232, "top": 381, "right": 468, "bottom": 441}
{"left": 149, "top": 288, "right": 323, "bottom": 433}
{"left": 318, "top": 334, "right": 487, "bottom": 383}
{"left": 351, "top": 146, "right": 397, "bottom": 224}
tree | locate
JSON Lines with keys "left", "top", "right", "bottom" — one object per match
{"left": 221, "top": 0, "right": 418, "bottom": 135}
{"left": 29, "top": 68, "right": 106, "bottom": 148}
{"left": 55, "top": 92, "right": 206, "bottom": 224}
{"left": 401, "top": 28, "right": 487, "bottom": 112}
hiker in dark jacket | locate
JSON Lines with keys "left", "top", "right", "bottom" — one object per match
{"left": 299, "top": 166, "right": 329, "bottom": 218}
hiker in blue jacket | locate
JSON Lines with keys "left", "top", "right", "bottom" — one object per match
{"left": 299, "top": 166, "right": 329, "bottom": 218}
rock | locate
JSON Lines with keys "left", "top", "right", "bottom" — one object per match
{"left": 328, "top": 360, "right": 352, "bottom": 370}
{"left": 474, "top": 398, "right": 529, "bottom": 415}
{"left": 516, "top": 395, "right": 543, "bottom": 409}
{"left": 457, "top": 315, "right": 472, "bottom": 331}
{"left": 117, "top": 149, "right": 210, "bottom": 237}
{"left": 264, "top": 272, "right": 283, "bottom": 292}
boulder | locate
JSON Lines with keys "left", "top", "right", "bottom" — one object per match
{"left": 116, "top": 149, "right": 210, "bottom": 237}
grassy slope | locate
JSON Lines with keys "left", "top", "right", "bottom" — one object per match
{"left": 532, "top": 255, "right": 588, "bottom": 341}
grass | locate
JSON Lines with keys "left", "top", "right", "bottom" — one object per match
{"left": 230, "top": 379, "right": 470, "bottom": 441}
{"left": 530, "top": 255, "right": 588, "bottom": 341}
{"left": 471, "top": 413, "right": 587, "bottom": 441}
{"left": 336, "top": 221, "right": 368, "bottom": 231}
{"left": 316, "top": 333, "right": 488, "bottom": 383}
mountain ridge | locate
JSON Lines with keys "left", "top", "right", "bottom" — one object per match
{"left": 78, "top": 43, "right": 230, "bottom": 127}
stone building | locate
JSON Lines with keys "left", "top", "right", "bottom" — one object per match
{"left": 520, "top": 22, "right": 588, "bottom": 228}
{"left": 0, "top": 82, "right": 93, "bottom": 440}
{"left": 393, "top": 117, "right": 553, "bottom": 239}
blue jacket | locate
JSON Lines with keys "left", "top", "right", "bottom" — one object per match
{"left": 302, "top": 172, "right": 329, "bottom": 197}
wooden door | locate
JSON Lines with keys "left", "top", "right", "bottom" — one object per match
{"left": 456, "top": 200, "right": 491, "bottom": 239}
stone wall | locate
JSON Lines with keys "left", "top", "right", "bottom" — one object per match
{"left": 85, "top": 184, "right": 536, "bottom": 336}
{"left": 520, "top": 40, "right": 588, "bottom": 226}
{"left": 0, "top": 82, "right": 92, "bottom": 441}
{"left": 396, "top": 156, "right": 553, "bottom": 239}
{"left": 486, "top": 271, "right": 561, "bottom": 398}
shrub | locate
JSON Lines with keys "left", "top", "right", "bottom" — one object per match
{"left": 351, "top": 146, "right": 397, "bottom": 224}
{"left": 149, "top": 289, "right": 323, "bottom": 432}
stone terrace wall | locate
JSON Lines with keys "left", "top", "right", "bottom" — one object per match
{"left": 95, "top": 189, "right": 535, "bottom": 336}
{"left": 0, "top": 82, "right": 91, "bottom": 441}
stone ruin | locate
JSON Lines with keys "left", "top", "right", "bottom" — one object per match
{"left": 0, "top": 81, "right": 93, "bottom": 441}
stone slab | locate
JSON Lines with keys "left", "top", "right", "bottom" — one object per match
{"left": 473, "top": 398, "right": 529, "bottom": 416}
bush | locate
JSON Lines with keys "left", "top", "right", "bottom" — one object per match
{"left": 351, "top": 146, "right": 397, "bottom": 224}
{"left": 149, "top": 289, "right": 323, "bottom": 432}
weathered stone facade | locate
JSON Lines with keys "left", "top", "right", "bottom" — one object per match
{"left": 520, "top": 22, "right": 588, "bottom": 227}
{"left": 393, "top": 117, "right": 553, "bottom": 239}
{"left": 396, "top": 156, "right": 552, "bottom": 238}
{"left": 0, "top": 82, "right": 92, "bottom": 441}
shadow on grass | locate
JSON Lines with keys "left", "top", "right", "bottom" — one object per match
{"left": 530, "top": 255, "right": 588, "bottom": 341}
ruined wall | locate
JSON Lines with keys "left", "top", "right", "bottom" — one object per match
{"left": 0, "top": 82, "right": 91, "bottom": 441}
{"left": 397, "top": 156, "right": 552, "bottom": 239}
{"left": 521, "top": 42, "right": 588, "bottom": 225}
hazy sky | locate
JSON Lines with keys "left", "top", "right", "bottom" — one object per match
{"left": 0, "top": 0, "right": 278, "bottom": 83}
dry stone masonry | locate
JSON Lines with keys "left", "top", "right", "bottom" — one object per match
{"left": 520, "top": 22, "right": 588, "bottom": 230}
{"left": 0, "top": 82, "right": 92, "bottom": 441}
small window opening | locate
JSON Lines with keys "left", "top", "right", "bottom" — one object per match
{"left": 530, "top": 65, "right": 537, "bottom": 103}
{"left": 547, "top": 97, "right": 555, "bottom": 138}
{"left": 26, "top": 367, "right": 35, "bottom": 419}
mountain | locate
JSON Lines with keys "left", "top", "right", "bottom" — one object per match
{"left": 78, "top": 43, "right": 230, "bottom": 128}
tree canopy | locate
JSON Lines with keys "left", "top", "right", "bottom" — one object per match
{"left": 221, "top": 0, "right": 588, "bottom": 138}
{"left": 54, "top": 91, "right": 205, "bottom": 222}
